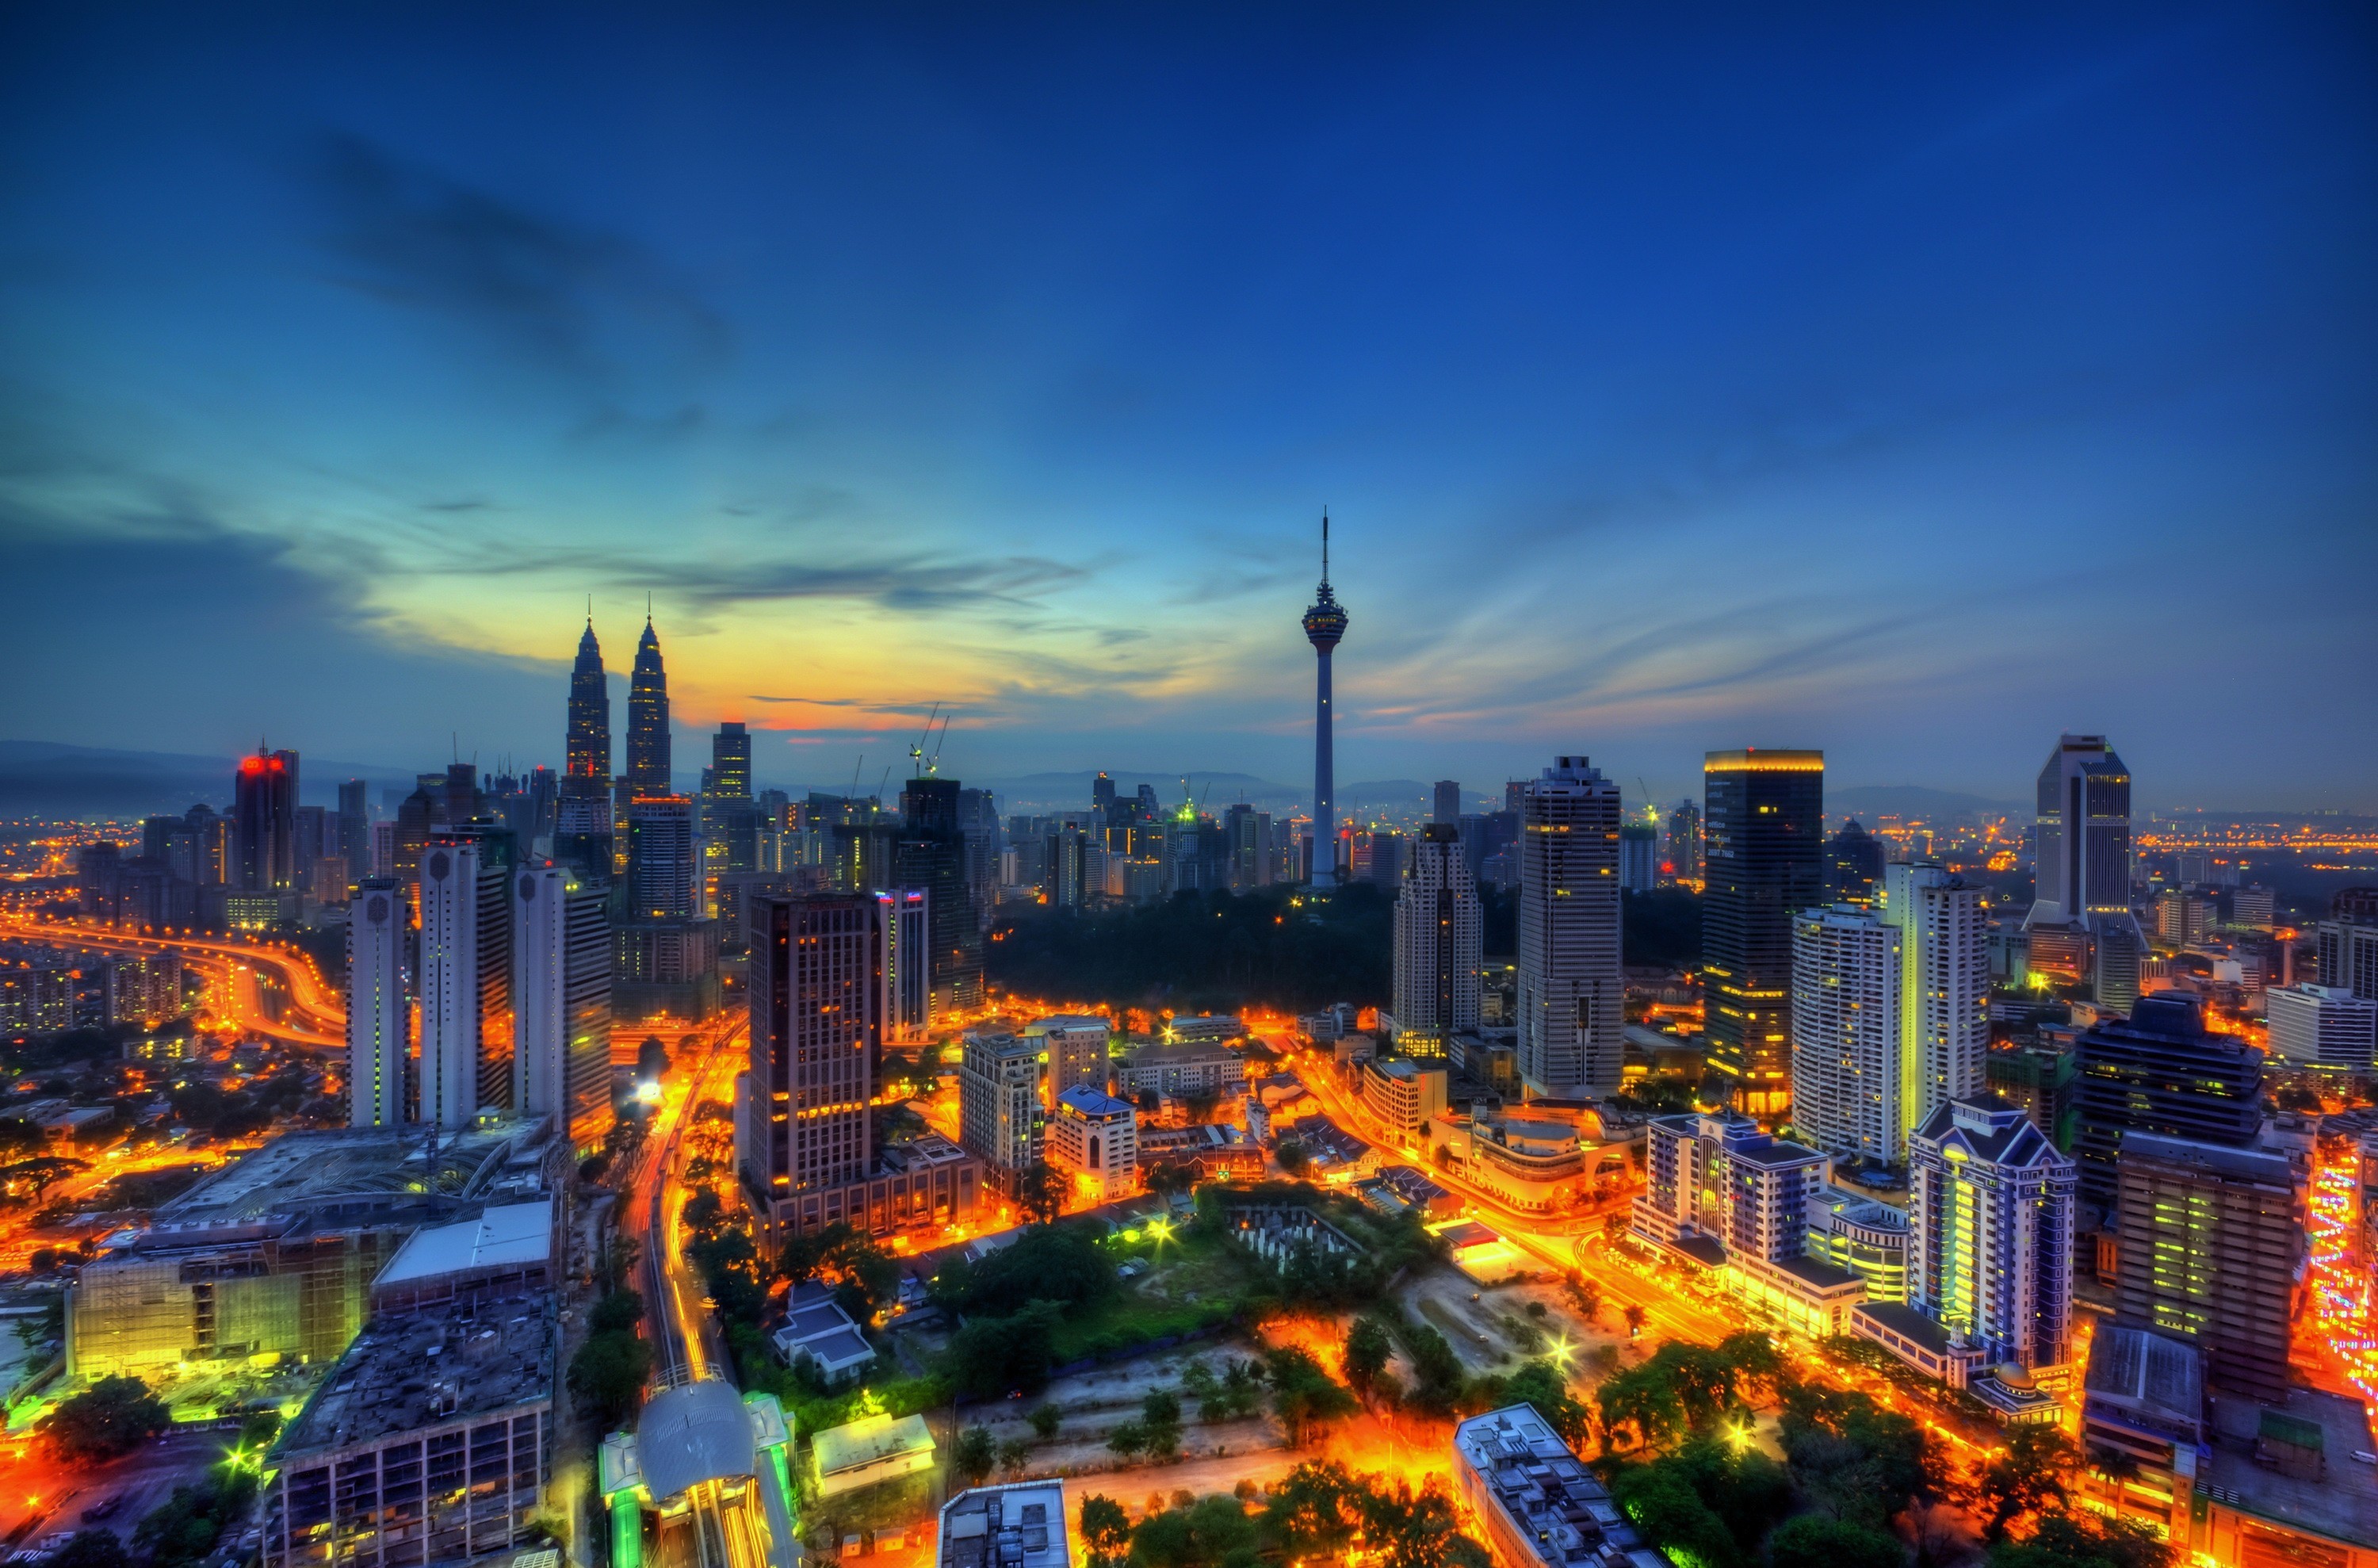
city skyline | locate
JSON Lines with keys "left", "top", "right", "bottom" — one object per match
{"left": 2, "top": 8, "right": 2375, "bottom": 808}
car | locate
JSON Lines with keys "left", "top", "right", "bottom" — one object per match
{"left": 80, "top": 1497, "right": 123, "bottom": 1523}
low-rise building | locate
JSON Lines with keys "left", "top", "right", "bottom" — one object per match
{"left": 1114, "top": 1041, "right": 1246, "bottom": 1099}
{"left": 2076, "top": 1321, "right": 2204, "bottom": 1541}
{"left": 939, "top": 1481, "right": 1071, "bottom": 1568}
{"left": 1453, "top": 1402, "right": 1666, "bottom": 1568}
{"left": 1806, "top": 1189, "right": 1910, "bottom": 1303}
{"left": 262, "top": 1293, "right": 555, "bottom": 1568}
{"left": 1046, "top": 1084, "right": 1137, "bottom": 1201}
{"left": 2266, "top": 984, "right": 2377, "bottom": 1074}
{"left": 770, "top": 1284, "right": 875, "bottom": 1388}
{"left": 1361, "top": 1057, "right": 1448, "bottom": 1134}
{"left": 815, "top": 1411, "right": 936, "bottom": 1498}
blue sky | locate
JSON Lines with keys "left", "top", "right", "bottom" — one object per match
{"left": 2, "top": 4, "right": 2372, "bottom": 809}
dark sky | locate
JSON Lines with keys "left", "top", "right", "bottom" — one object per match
{"left": 2, "top": 4, "right": 2372, "bottom": 809}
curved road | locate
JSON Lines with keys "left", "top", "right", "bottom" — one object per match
{"left": 0, "top": 913, "right": 345, "bottom": 1051}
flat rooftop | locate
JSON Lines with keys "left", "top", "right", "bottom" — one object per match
{"left": 277, "top": 1293, "right": 554, "bottom": 1459}
{"left": 1453, "top": 1404, "right": 1658, "bottom": 1568}
{"left": 157, "top": 1123, "right": 535, "bottom": 1230}
{"left": 375, "top": 1199, "right": 552, "bottom": 1288}
{"left": 815, "top": 1412, "right": 934, "bottom": 1477}
{"left": 2200, "top": 1386, "right": 2378, "bottom": 1550}
{"left": 939, "top": 1482, "right": 1069, "bottom": 1568}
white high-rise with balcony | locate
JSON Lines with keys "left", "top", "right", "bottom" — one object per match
{"left": 1516, "top": 757, "right": 1624, "bottom": 1095}
{"left": 1882, "top": 862, "right": 1990, "bottom": 1157}
{"left": 418, "top": 842, "right": 482, "bottom": 1127}
{"left": 346, "top": 877, "right": 409, "bottom": 1128}
{"left": 1790, "top": 904, "right": 1901, "bottom": 1168}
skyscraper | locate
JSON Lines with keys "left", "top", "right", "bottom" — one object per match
{"left": 1302, "top": 513, "right": 1348, "bottom": 885}
{"left": 1393, "top": 824, "right": 1482, "bottom": 1055}
{"left": 513, "top": 863, "right": 613, "bottom": 1152}
{"left": 897, "top": 776, "right": 984, "bottom": 1015}
{"left": 235, "top": 747, "right": 300, "bottom": 892}
{"left": 710, "top": 721, "right": 751, "bottom": 799}
{"left": 419, "top": 841, "right": 484, "bottom": 1127}
{"left": 2071, "top": 994, "right": 2263, "bottom": 1207}
{"left": 1789, "top": 904, "right": 1902, "bottom": 1168}
{"left": 346, "top": 878, "right": 408, "bottom": 1129}
{"left": 740, "top": 893, "right": 982, "bottom": 1240}
{"left": 2024, "top": 733, "right": 2145, "bottom": 1014}
{"left": 1665, "top": 801, "right": 1703, "bottom": 884}
{"left": 558, "top": 618, "right": 615, "bottom": 883}
{"left": 1703, "top": 748, "right": 1824, "bottom": 1116}
{"left": 336, "top": 779, "right": 369, "bottom": 877}
{"left": 1515, "top": 756, "right": 1623, "bottom": 1096}
{"left": 626, "top": 613, "right": 671, "bottom": 794}
{"left": 1880, "top": 862, "right": 1988, "bottom": 1158}
{"left": 1432, "top": 780, "right": 1461, "bottom": 826}
{"left": 1823, "top": 820, "right": 1883, "bottom": 904}
{"left": 1907, "top": 1098, "right": 2076, "bottom": 1373}
{"left": 627, "top": 796, "right": 698, "bottom": 919}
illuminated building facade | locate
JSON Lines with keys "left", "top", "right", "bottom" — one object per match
{"left": 346, "top": 877, "right": 409, "bottom": 1128}
{"left": 896, "top": 777, "right": 984, "bottom": 1014}
{"left": 1880, "top": 862, "right": 1988, "bottom": 1157}
{"left": 419, "top": 839, "right": 514, "bottom": 1126}
{"left": 1515, "top": 755, "right": 1623, "bottom": 1096}
{"left": 960, "top": 1028, "right": 1045, "bottom": 1195}
{"left": 1665, "top": 799, "right": 1702, "bottom": 884}
{"left": 236, "top": 746, "right": 300, "bottom": 892}
{"left": 2113, "top": 1132, "right": 2300, "bottom": 1403}
{"left": 1393, "top": 824, "right": 1481, "bottom": 1055}
{"left": 1023, "top": 1014, "right": 1110, "bottom": 1102}
{"left": 1906, "top": 1098, "right": 2075, "bottom": 1374}
{"left": 626, "top": 795, "right": 698, "bottom": 918}
{"left": 1703, "top": 748, "right": 1824, "bottom": 1115}
{"left": 625, "top": 613, "right": 671, "bottom": 794}
{"left": 1302, "top": 511, "right": 1348, "bottom": 885}
{"left": 512, "top": 863, "right": 613, "bottom": 1151}
{"left": 1046, "top": 1084, "right": 1137, "bottom": 1200}
{"left": 2313, "top": 904, "right": 2378, "bottom": 1001}
{"left": 556, "top": 618, "right": 615, "bottom": 883}
{"left": 2266, "top": 982, "right": 2377, "bottom": 1072}
{"left": 740, "top": 892, "right": 981, "bottom": 1239}
{"left": 1789, "top": 904, "right": 1902, "bottom": 1168}
{"left": 1823, "top": 819, "right": 1883, "bottom": 904}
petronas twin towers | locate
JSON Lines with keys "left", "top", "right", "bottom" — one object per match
{"left": 556, "top": 607, "right": 674, "bottom": 882}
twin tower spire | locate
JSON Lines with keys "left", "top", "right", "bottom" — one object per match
{"left": 565, "top": 602, "right": 671, "bottom": 794}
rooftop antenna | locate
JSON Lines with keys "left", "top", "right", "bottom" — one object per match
{"left": 1321, "top": 507, "right": 1330, "bottom": 586}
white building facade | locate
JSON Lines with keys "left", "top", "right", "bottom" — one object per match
{"left": 418, "top": 842, "right": 483, "bottom": 1127}
{"left": 1882, "top": 862, "right": 1989, "bottom": 1158}
{"left": 1906, "top": 1098, "right": 2076, "bottom": 1373}
{"left": 1789, "top": 904, "right": 1902, "bottom": 1168}
{"left": 512, "top": 865, "right": 614, "bottom": 1149}
{"left": 958, "top": 1031, "right": 1045, "bottom": 1195}
{"left": 2266, "top": 983, "right": 2377, "bottom": 1073}
{"left": 1046, "top": 1084, "right": 1137, "bottom": 1201}
{"left": 346, "top": 877, "right": 409, "bottom": 1128}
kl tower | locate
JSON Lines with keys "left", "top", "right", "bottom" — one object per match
{"left": 1302, "top": 511, "right": 1349, "bottom": 885}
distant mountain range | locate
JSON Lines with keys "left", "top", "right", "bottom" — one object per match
{"left": 0, "top": 740, "right": 429, "bottom": 818}
{"left": 1826, "top": 784, "right": 2028, "bottom": 820}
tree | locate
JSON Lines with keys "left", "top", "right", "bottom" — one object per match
{"left": 2, "top": 1155, "right": 90, "bottom": 1198}
{"left": 1260, "top": 1461, "right": 1361, "bottom": 1562}
{"left": 942, "top": 1302, "right": 1065, "bottom": 1399}
{"left": 1107, "top": 1421, "right": 1149, "bottom": 1460}
{"left": 1966, "top": 1426, "right": 2076, "bottom": 1540}
{"left": 953, "top": 1425, "right": 997, "bottom": 1486}
{"left": 590, "top": 1288, "right": 647, "bottom": 1336}
{"left": 0, "top": 1118, "right": 44, "bottom": 1159}
{"left": 935, "top": 1222, "right": 1117, "bottom": 1315}
{"left": 1623, "top": 1303, "right": 1647, "bottom": 1338}
{"left": 1028, "top": 1404, "right": 1063, "bottom": 1440}
{"left": 1263, "top": 1346, "right": 1357, "bottom": 1448}
{"left": 1989, "top": 1513, "right": 2170, "bottom": 1568}
{"left": 1768, "top": 1515, "right": 1909, "bottom": 1568}
{"left": 1275, "top": 1140, "right": 1312, "bottom": 1176}
{"left": 1143, "top": 1389, "right": 1181, "bottom": 1427}
{"left": 40, "top": 1375, "right": 170, "bottom": 1463}
{"left": 681, "top": 1189, "right": 724, "bottom": 1236}
{"left": 133, "top": 1469, "right": 258, "bottom": 1568}
{"left": 1780, "top": 1386, "right": 1939, "bottom": 1528}
{"left": 1018, "top": 1161, "right": 1066, "bottom": 1225}
{"left": 568, "top": 1330, "right": 652, "bottom": 1425}
{"left": 1358, "top": 1476, "right": 1492, "bottom": 1568}
{"left": 998, "top": 1436, "right": 1032, "bottom": 1478}
{"left": 1080, "top": 1497, "right": 1133, "bottom": 1568}
{"left": 1611, "top": 1463, "right": 1739, "bottom": 1568}
{"left": 47, "top": 1532, "right": 129, "bottom": 1568}
{"left": 1128, "top": 1493, "right": 1259, "bottom": 1568}
{"left": 1343, "top": 1316, "right": 1394, "bottom": 1399}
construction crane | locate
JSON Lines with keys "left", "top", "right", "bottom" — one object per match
{"left": 908, "top": 703, "right": 942, "bottom": 778}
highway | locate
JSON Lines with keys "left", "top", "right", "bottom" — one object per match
{"left": 0, "top": 913, "right": 345, "bottom": 1051}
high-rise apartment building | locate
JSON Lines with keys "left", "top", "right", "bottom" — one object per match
{"left": 2072, "top": 994, "right": 2263, "bottom": 1207}
{"left": 558, "top": 619, "right": 615, "bottom": 883}
{"left": 1393, "top": 824, "right": 1481, "bottom": 1056}
{"left": 1665, "top": 801, "right": 1703, "bottom": 884}
{"left": 1619, "top": 824, "right": 1657, "bottom": 893}
{"left": 1633, "top": 1111, "right": 1828, "bottom": 1266}
{"left": 959, "top": 1030, "right": 1046, "bottom": 1196}
{"left": 1789, "top": 904, "right": 1901, "bottom": 1168}
{"left": 1515, "top": 757, "right": 1623, "bottom": 1096}
{"left": 1907, "top": 1098, "right": 2075, "bottom": 1373}
{"left": 1302, "top": 514, "right": 1348, "bottom": 884}
{"left": 897, "top": 777, "right": 983, "bottom": 1014}
{"left": 1432, "top": 780, "right": 1461, "bottom": 826}
{"left": 1046, "top": 1086, "right": 1137, "bottom": 1202}
{"left": 879, "top": 888, "right": 931, "bottom": 1038}
{"left": 740, "top": 892, "right": 983, "bottom": 1241}
{"left": 2023, "top": 734, "right": 2145, "bottom": 1014}
{"left": 235, "top": 748, "right": 300, "bottom": 892}
{"left": 625, "top": 614, "right": 671, "bottom": 794}
{"left": 1703, "top": 748, "right": 1824, "bottom": 1115}
{"left": 346, "top": 878, "right": 408, "bottom": 1128}
{"left": 1880, "top": 862, "right": 1987, "bottom": 1157}
{"left": 419, "top": 842, "right": 485, "bottom": 1127}
{"left": 512, "top": 864, "right": 613, "bottom": 1152}
{"left": 2113, "top": 1132, "right": 2300, "bottom": 1403}
{"left": 1224, "top": 804, "right": 1272, "bottom": 892}
{"left": 1023, "top": 1015, "right": 1111, "bottom": 1103}
{"left": 2265, "top": 983, "right": 2377, "bottom": 1073}
{"left": 337, "top": 779, "right": 369, "bottom": 876}
{"left": 2315, "top": 897, "right": 2378, "bottom": 1000}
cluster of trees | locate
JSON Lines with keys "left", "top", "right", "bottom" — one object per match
{"left": 1076, "top": 1463, "right": 1489, "bottom": 1568}
{"left": 988, "top": 885, "right": 1392, "bottom": 1013}
{"left": 167, "top": 1069, "right": 310, "bottom": 1140}
{"left": 568, "top": 1245, "right": 654, "bottom": 1426}
{"left": 678, "top": 1188, "right": 910, "bottom": 1398}
{"left": 38, "top": 1375, "right": 170, "bottom": 1463}
{"left": 934, "top": 1222, "right": 1119, "bottom": 1397}
{"left": 30, "top": 1383, "right": 277, "bottom": 1568}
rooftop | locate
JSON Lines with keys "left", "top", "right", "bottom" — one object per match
{"left": 815, "top": 1412, "right": 935, "bottom": 1477}
{"left": 157, "top": 1122, "right": 537, "bottom": 1231}
{"left": 1453, "top": 1404, "right": 1661, "bottom": 1568}
{"left": 2085, "top": 1321, "right": 2205, "bottom": 1436}
{"left": 277, "top": 1293, "right": 554, "bottom": 1460}
{"left": 939, "top": 1482, "right": 1070, "bottom": 1568}
{"left": 375, "top": 1199, "right": 552, "bottom": 1288}
{"left": 2200, "top": 1386, "right": 2378, "bottom": 1550}
{"left": 637, "top": 1379, "right": 760, "bottom": 1502}
{"left": 1055, "top": 1084, "right": 1135, "bottom": 1119}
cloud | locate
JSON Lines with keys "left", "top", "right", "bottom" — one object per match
{"left": 309, "top": 132, "right": 731, "bottom": 383}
